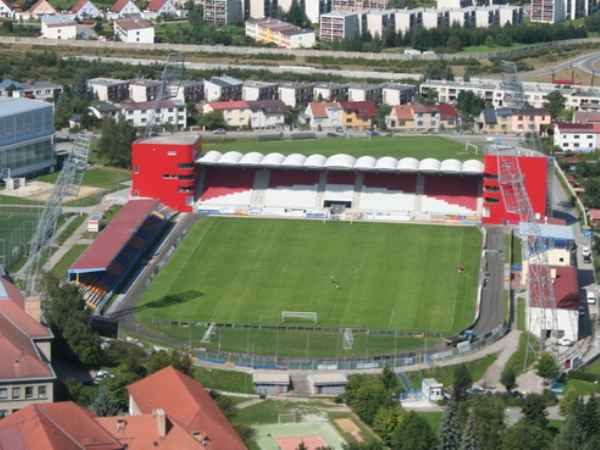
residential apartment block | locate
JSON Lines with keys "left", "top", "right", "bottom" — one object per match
{"left": 475, "top": 107, "right": 551, "bottom": 134}
{"left": 320, "top": 10, "right": 360, "bottom": 41}
{"left": 88, "top": 78, "right": 131, "bottom": 102}
{"left": 129, "top": 79, "right": 162, "bottom": 102}
{"left": 204, "top": 76, "right": 243, "bottom": 102}
{"left": 120, "top": 99, "right": 186, "bottom": 127}
{"left": 245, "top": 18, "right": 315, "bottom": 49}
{"left": 313, "top": 82, "right": 349, "bottom": 102}
{"left": 204, "top": 0, "right": 242, "bottom": 25}
{"left": 531, "top": 0, "right": 596, "bottom": 23}
{"left": 243, "top": 81, "right": 279, "bottom": 101}
{"left": 385, "top": 103, "right": 458, "bottom": 133}
{"left": 331, "top": 0, "right": 387, "bottom": 11}
{"left": 113, "top": 17, "right": 154, "bottom": 43}
{"left": 277, "top": 82, "right": 315, "bottom": 107}
{"left": 554, "top": 122, "right": 600, "bottom": 152}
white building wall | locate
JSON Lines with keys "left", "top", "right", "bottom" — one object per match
{"left": 42, "top": 25, "right": 77, "bottom": 39}
{"left": 122, "top": 103, "right": 185, "bottom": 127}
{"left": 554, "top": 129, "right": 598, "bottom": 152}
{"left": 527, "top": 306, "right": 578, "bottom": 342}
{"left": 289, "top": 31, "right": 315, "bottom": 49}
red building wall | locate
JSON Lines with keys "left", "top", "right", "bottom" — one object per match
{"left": 131, "top": 135, "right": 201, "bottom": 212}
{"left": 482, "top": 154, "right": 549, "bottom": 225}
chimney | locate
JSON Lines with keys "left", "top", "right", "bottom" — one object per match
{"left": 116, "top": 418, "right": 127, "bottom": 431}
{"left": 191, "top": 430, "right": 205, "bottom": 442}
{"left": 25, "top": 297, "right": 42, "bottom": 323}
{"left": 153, "top": 408, "right": 167, "bottom": 438}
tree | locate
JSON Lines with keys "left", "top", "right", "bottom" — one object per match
{"left": 456, "top": 91, "right": 485, "bottom": 120}
{"left": 585, "top": 11, "right": 600, "bottom": 33}
{"left": 39, "top": 272, "right": 103, "bottom": 367}
{"left": 391, "top": 410, "right": 438, "bottom": 450}
{"left": 495, "top": 33, "right": 512, "bottom": 47}
{"left": 463, "top": 67, "right": 470, "bottom": 83}
{"left": 146, "top": 349, "right": 195, "bottom": 378}
{"left": 93, "top": 22, "right": 103, "bottom": 34}
{"left": 501, "top": 420, "right": 552, "bottom": 450}
{"left": 103, "top": 372, "right": 142, "bottom": 409}
{"left": 97, "top": 114, "right": 137, "bottom": 167}
{"left": 4, "top": 21, "right": 13, "bottom": 33}
{"left": 521, "top": 393, "right": 549, "bottom": 429}
{"left": 72, "top": 69, "right": 90, "bottom": 101}
{"left": 372, "top": 405, "right": 404, "bottom": 445}
{"left": 484, "top": 35, "right": 495, "bottom": 47}
{"left": 106, "top": 340, "right": 146, "bottom": 376}
{"left": 452, "top": 364, "right": 473, "bottom": 402}
{"left": 209, "top": 390, "right": 239, "bottom": 420}
{"left": 467, "top": 394, "right": 506, "bottom": 450}
{"left": 199, "top": 110, "right": 226, "bottom": 130}
{"left": 285, "top": 0, "right": 310, "bottom": 28}
{"left": 89, "top": 387, "right": 121, "bottom": 417}
{"left": 553, "top": 397, "right": 587, "bottom": 450}
{"left": 5, "top": 83, "right": 16, "bottom": 97}
{"left": 61, "top": 378, "right": 98, "bottom": 407}
{"left": 582, "top": 178, "right": 600, "bottom": 209}
{"left": 163, "top": 121, "right": 176, "bottom": 134}
{"left": 559, "top": 387, "right": 579, "bottom": 417}
{"left": 344, "top": 374, "right": 393, "bottom": 426}
{"left": 500, "top": 366, "right": 517, "bottom": 392}
{"left": 543, "top": 91, "right": 567, "bottom": 119}
{"left": 580, "top": 394, "right": 600, "bottom": 443}
{"left": 342, "top": 442, "right": 386, "bottom": 450}
{"left": 380, "top": 364, "right": 399, "bottom": 391}
{"left": 535, "top": 352, "right": 559, "bottom": 383}
{"left": 461, "top": 409, "right": 481, "bottom": 450}
{"left": 439, "top": 393, "right": 461, "bottom": 450}
{"left": 447, "top": 35, "right": 462, "bottom": 52}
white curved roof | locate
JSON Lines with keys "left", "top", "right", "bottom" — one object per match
{"left": 219, "top": 151, "right": 244, "bottom": 165}
{"left": 282, "top": 153, "right": 307, "bottom": 167}
{"left": 419, "top": 158, "right": 441, "bottom": 173}
{"left": 440, "top": 159, "right": 462, "bottom": 174}
{"left": 397, "top": 157, "right": 419, "bottom": 172}
{"left": 261, "top": 152, "right": 286, "bottom": 166}
{"left": 239, "top": 152, "right": 264, "bottom": 166}
{"left": 325, "top": 154, "right": 356, "bottom": 169}
{"left": 355, "top": 156, "right": 377, "bottom": 170}
{"left": 196, "top": 151, "right": 484, "bottom": 175}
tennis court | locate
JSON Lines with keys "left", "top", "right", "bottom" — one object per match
{"left": 254, "top": 421, "right": 347, "bottom": 450}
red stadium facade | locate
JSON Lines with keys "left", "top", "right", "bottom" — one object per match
{"left": 130, "top": 136, "right": 550, "bottom": 225}
{"left": 131, "top": 135, "right": 202, "bottom": 212}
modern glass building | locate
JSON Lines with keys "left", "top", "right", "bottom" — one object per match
{"left": 0, "top": 97, "right": 56, "bottom": 178}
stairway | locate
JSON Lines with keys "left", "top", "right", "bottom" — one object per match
{"left": 289, "top": 373, "right": 311, "bottom": 396}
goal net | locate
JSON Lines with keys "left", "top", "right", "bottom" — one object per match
{"left": 281, "top": 311, "right": 317, "bottom": 324}
{"left": 278, "top": 413, "right": 296, "bottom": 425}
{"left": 201, "top": 322, "right": 216, "bottom": 343}
{"left": 343, "top": 328, "right": 354, "bottom": 350}
{"left": 345, "top": 131, "right": 370, "bottom": 139}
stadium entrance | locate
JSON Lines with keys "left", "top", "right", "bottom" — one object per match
{"left": 323, "top": 200, "right": 352, "bottom": 209}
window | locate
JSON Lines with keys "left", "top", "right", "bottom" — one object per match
{"left": 587, "top": 135, "right": 593, "bottom": 139}
{"left": 0, "top": 389, "right": 7, "bottom": 400}
{"left": 417, "top": 121, "right": 423, "bottom": 126}
{"left": 25, "top": 387, "right": 33, "bottom": 399}
{"left": 12, "top": 388, "right": 20, "bottom": 399}
{"left": 38, "top": 386, "right": 46, "bottom": 398}
{"left": 399, "top": 121, "right": 406, "bottom": 126}
{"left": 134, "top": 165, "right": 139, "bottom": 173}
{"left": 574, "top": 135, "right": 580, "bottom": 139}
{"left": 574, "top": 143, "right": 580, "bottom": 147}
{"left": 0, "top": 410, "right": 7, "bottom": 417}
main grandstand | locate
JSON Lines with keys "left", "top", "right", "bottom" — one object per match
{"left": 68, "top": 199, "right": 174, "bottom": 310}
{"left": 131, "top": 135, "right": 551, "bottom": 225}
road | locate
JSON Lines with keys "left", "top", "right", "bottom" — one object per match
{"left": 521, "top": 52, "right": 600, "bottom": 79}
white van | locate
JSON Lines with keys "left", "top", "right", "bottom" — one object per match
{"left": 587, "top": 289, "right": 597, "bottom": 305}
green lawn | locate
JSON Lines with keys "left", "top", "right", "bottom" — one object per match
{"left": 195, "top": 366, "right": 254, "bottom": 394}
{"left": 39, "top": 166, "right": 131, "bottom": 191}
{"left": 407, "top": 354, "right": 497, "bottom": 387}
{"left": 50, "top": 244, "right": 89, "bottom": 279}
{"left": 202, "top": 136, "right": 483, "bottom": 162}
{"left": 136, "top": 217, "right": 481, "bottom": 356}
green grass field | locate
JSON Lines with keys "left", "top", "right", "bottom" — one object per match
{"left": 203, "top": 136, "right": 484, "bottom": 162}
{"left": 136, "top": 217, "right": 481, "bottom": 355}
{"left": 0, "top": 207, "right": 39, "bottom": 269}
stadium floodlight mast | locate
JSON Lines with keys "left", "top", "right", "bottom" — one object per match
{"left": 143, "top": 52, "right": 185, "bottom": 139}
{"left": 24, "top": 134, "right": 91, "bottom": 295}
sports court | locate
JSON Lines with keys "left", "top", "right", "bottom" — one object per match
{"left": 254, "top": 421, "right": 347, "bottom": 450}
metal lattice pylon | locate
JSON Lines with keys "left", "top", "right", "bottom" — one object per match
{"left": 496, "top": 145, "right": 558, "bottom": 364}
{"left": 144, "top": 52, "right": 185, "bottom": 138}
{"left": 24, "top": 134, "right": 91, "bottom": 295}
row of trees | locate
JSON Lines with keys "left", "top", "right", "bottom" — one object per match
{"left": 329, "top": 21, "right": 587, "bottom": 54}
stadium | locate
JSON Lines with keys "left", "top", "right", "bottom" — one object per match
{"left": 74, "top": 135, "right": 552, "bottom": 362}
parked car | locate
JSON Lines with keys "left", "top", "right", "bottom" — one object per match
{"left": 582, "top": 246, "right": 591, "bottom": 257}
{"left": 368, "top": 131, "right": 382, "bottom": 138}
{"left": 212, "top": 128, "right": 226, "bottom": 134}
{"left": 563, "top": 359, "right": 571, "bottom": 369}
{"left": 579, "top": 305, "right": 586, "bottom": 317}
{"left": 550, "top": 382, "right": 564, "bottom": 394}
{"left": 326, "top": 132, "right": 339, "bottom": 138}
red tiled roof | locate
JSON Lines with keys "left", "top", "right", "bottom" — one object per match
{"left": 0, "top": 402, "right": 122, "bottom": 450}
{"left": 529, "top": 265, "right": 579, "bottom": 310}
{"left": 127, "top": 367, "right": 247, "bottom": 450}
{"left": 110, "top": 0, "right": 131, "bottom": 12}
{"left": 392, "top": 105, "right": 413, "bottom": 121}
{"left": 307, "top": 102, "right": 338, "bottom": 118}
{"left": 588, "top": 208, "right": 600, "bottom": 221}
{"left": 70, "top": 199, "right": 160, "bottom": 271}
{"left": 114, "top": 17, "right": 152, "bottom": 30}
{"left": 28, "top": 0, "right": 56, "bottom": 13}
{"left": 96, "top": 413, "right": 208, "bottom": 449}
{"left": 554, "top": 123, "right": 594, "bottom": 132}
{"left": 339, "top": 101, "right": 377, "bottom": 118}
{"left": 146, "top": 0, "right": 168, "bottom": 11}
{"left": 0, "top": 0, "right": 15, "bottom": 12}
{"left": 70, "top": 0, "right": 92, "bottom": 13}
{"left": 208, "top": 100, "right": 249, "bottom": 110}
{"left": 0, "top": 423, "right": 28, "bottom": 450}
{"left": 437, "top": 103, "right": 457, "bottom": 120}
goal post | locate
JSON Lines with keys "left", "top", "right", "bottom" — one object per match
{"left": 278, "top": 413, "right": 296, "bottom": 425}
{"left": 281, "top": 311, "right": 317, "bottom": 324}
{"left": 343, "top": 328, "right": 354, "bottom": 350}
{"left": 201, "top": 322, "right": 216, "bottom": 343}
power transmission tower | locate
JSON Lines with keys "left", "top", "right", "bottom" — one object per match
{"left": 24, "top": 134, "right": 91, "bottom": 295}
{"left": 499, "top": 61, "right": 558, "bottom": 365}
{"left": 144, "top": 52, "right": 185, "bottom": 139}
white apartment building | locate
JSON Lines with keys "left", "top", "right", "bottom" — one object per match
{"left": 394, "top": 8, "right": 423, "bottom": 34}
{"left": 204, "top": 0, "right": 242, "bottom": 25}
{"left": 120, "top": 99, "right": 185, "bottom": 127}
{"left": 277, "top": 82, "right": 314, "bottom": 107}
{"left": 87, "top": 78, "right": 131, "bottom": 102}
{"left": 40, "top": 14, "right": 77, "bottom": 40}
{"left": 331, "top": 0, "right": 387, "bottom": 12}
{"left": 449, "top": 8, "right": 476, "bottom": 27}
{"left": 531, "top": 0, "right": 566, "bottom": 23}
{"left": 499, "top": 5, "right": 523, "bottom": 25}
{"left": 381, "top": 83, "right": 418, "bottom": 106}
{"left": 242, "top": 81, "right": 278, "bottom": 101}
{"left": 320, "top": 10, "right": 360, "bottom": 41}
{"left": 553, "top": 123, "right": 599, "bottom": 152}
{"left": 129, "top": 79, "right": 161, "bottom": 102}
{"left": 422, "top": 8, "right": 450, "bottom": 29}
{"left": 365, "top": 10, "right": 393, "bottom": 37}
{"left": 113, "top": 18, "right": 154, "bottom": 43}
{"left": 474, "top": 6, "right": 500, "bottom": 27}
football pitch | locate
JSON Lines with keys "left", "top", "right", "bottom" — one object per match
{"left": 137, "top": 217, "right": 482, "bottom": 339}
{"left": 0, "top": 206, "right": 39, "bottom": 269}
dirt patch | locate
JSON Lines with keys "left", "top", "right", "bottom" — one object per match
{"left": 335, "top": 418, "right": 360, "bottom": 433}
{"left": 1, "top": 181, "right": 103, "bottom": 202}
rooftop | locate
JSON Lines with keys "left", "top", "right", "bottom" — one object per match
{"left": 0, "top": 97, "right": 53, "bottom": 119}
{"left": 41, "top": 14, "right": 75, "bottom": 27}
{"left": 114, "top": 17, "right": 153, "bottom": 30}
{"left": 308, "top": 373, "right": 348, "bottom": 384}
{"left": 88, "top": 77, "right": 130, "bottom": 86}
{"left": 253, "top": 372, "right": 290, "bottom": 384}
{"left": 519, "top": 222, "right": 575, "bottom": 241}
{"left": 137, "top": 134, "right": 201, "bottom": 145}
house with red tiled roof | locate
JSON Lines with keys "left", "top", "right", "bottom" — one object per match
{"left": 108, "top": 0, "right": 141, "bottom": 20}
{"left": 203, "top": 100, "right": 251, "bottom": 129}
{"left": 339, "top": 100, "right": 377, "bottom": 129}
{"left": 0, "top": 268, "right": 55, "bottom": 417}
{"left": 0, "top": 0, "right": 15, "bottom": 18}
{"left": 385, "top": 104, "right": 415, "bottom": 131}
{"left": 143, "top": 0, "right": 176, "bottom": 19}
{"left": 127, "top": 367, "right": 248, "bottom": 450}
{"left": 68, "top": 0, "right": 101, "bottom": 19}
{"left": 386, "top": 103, "right": 457, "bottom": 133}
{"left": 0, "top": 400, "right": 222, "bottom": 449}
{"left": 304, "top": 101, "right": 343, "bottom": 130}
{"left": 17, "top": 0, "right": 56, "bottom": 19}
